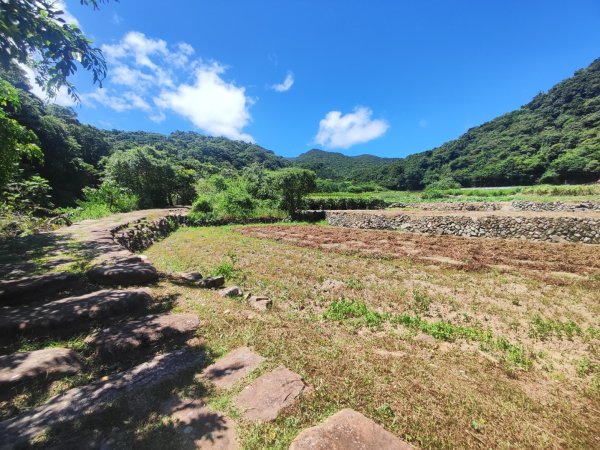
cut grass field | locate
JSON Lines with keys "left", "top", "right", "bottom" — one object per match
{"left": 309, "top": 183, "right": 600, "bottom": 204}
{"left": 143, "top": 224, "right": 600, "bottom": 449}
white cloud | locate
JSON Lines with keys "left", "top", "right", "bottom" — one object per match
{"left": 271, "top": 72, "right": 294, "bottom": 92}
{"left": 20, "top": 64, "right": 76, "bottom": 107}
{"left": 84, "top": 89, "right": 150, "bottom": 112}
{"left": 156, "top": 63, "right": 254, "bottom": 142}
{"left": 82, "top": 31, "right": 255, "bottom": 140}
{"left": 315, "top": 107, "right": 389, "bottom": 149}
{"left": 52, "top": 0, "right": 80, "bottom": 28}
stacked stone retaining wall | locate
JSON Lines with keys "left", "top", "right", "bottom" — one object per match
{"left": 511, "top": 201, "right": 600, "bottom": 212}
{"left": 326, "top": 211, "right": 600, "bottom": 244}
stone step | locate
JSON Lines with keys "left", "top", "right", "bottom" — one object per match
{"left": 0, "top": 289, "right": 152, "bottom": 339}
{"left": 85, "top": 313, "right": 200, "bottom": 357}
{"left": 86, "top": 262, "right": 158, "bottom": 286}
{"left": 0, "top": 272, "right": 81, "bottom": 306}
{"left": 161, "top": 396, "right": 237, "bottom": 449}
{"left": 0, "top": 348, "right": 82, "bottom": 395}
{"left": 200, "top": 346, "right": 265, "bottom": 389}
{"left": 289, "top": 409, "right": 413, "bottom": 450}
{"left": 0, "top": 348, "right": 205, "bottom": 448}
{"left": 234, "top": 366, "right": 305, "bottom": 422}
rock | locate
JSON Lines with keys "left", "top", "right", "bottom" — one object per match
{"left": 161, "top": 396, "right": 237, "bottom": 449}
{"left": 179, "top": 272, "right": 203, "bottom": 282}
{"left": 0, "top": 348, "right": 82, "bottom": 392}
{"left": 0, "top": 272, "right": 81, "bottom": 306}
{"left": 248, "top": 296, "right": 272, "bottom": 311}
{"left": 219, "top": 286, "right": 243, "bottom": 298}
{"left": 234, "top": 366, "right": 304, "bottom": 422}
{"left": 0, "top": 349, "right": 205, "bottom": 448}
{"left": 0, "top": 289, "right": 152, "bottom": 339}
{"left": 197, "top": 276, "right": 225, "bottom": 289}
{"left": 87, "top": 262, "right": 158, "bottom": 286}
{"left": 201, "top": 347, "right": 265, "bottom": 389}
{"left": 289, "top": 409, "right": 413, "bottom": 450}
{"left": 85, "top": 313, "right": 200, "bottom": 357}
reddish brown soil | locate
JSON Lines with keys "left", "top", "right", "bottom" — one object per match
{"left": 238, "top": 225, "right": 600, "bottom": 281}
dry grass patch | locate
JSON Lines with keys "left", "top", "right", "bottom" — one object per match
{"left": 139, "top": 225, "right": 600, "bottom": 449}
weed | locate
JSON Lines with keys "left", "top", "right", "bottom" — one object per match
{"left": 323, "top": 299, "right": 385, "bottom": 328}
{"left": 412, "top": 289, "right": 432, "bottom": 313}
{"left": 529, "top": 315, "right": 582, "bottom": 340}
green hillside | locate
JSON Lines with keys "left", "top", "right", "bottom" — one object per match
{"left": 291, "top": 149, "right": 398, "bottom": 180}
{"left": 368, "top": 57, "right": 600, "bottom": 189}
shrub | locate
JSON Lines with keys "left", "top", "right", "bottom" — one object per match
{"left": 425, "top": 177, "right": 462, "bottom": 191}
{"left": 304, "top": 197, "right": 387, "bottom": 210}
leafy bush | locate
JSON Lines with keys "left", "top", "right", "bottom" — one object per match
{"left": 305, "top": 196, "right": 386, "bottom": 210}
{"left": 425, "top": 177, "right": 462, "bottom": 191}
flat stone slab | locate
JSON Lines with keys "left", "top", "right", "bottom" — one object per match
{"left": 85, "top": 313, "right": 200, "bottom": 356}
{"left": 201, "top": 347, "right": 265, "bottom": 389}
{"left": 0, "top": 348, "right": 82, "bottom": 391}
{"left": 289, "top": 409, "right": 413, "bottom": 450}
{"left": 87, "top": 262, "right": 158, "bottom": 286}
{"left": 0, "top": 289, "right": 152, "bottom": 339}
{"left": 0, "top": 272, "right": 81, "bottom": 306}
{"left": 161, "top": 396, "right": 237, "bottom": 449}
{"left": 235, "top": 366, "right": 304, "bottom": 422}
{"left": 0, "top": 348, "right": 204, "bottom": 448}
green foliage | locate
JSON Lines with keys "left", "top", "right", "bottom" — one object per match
{"left": 0, "top": 80, "right": 42, "bottom": 189}
{"left": 103, "top": 146, "right": 195, "bottom": 208}
{"left": 323, "top": 299, "right": 385, "bottom": 328}
{"left": 529, "top": 315, "right": 582, "bottom": 340}
{"left": 268, "top": 168, "right": 317, "bottom": 214}
{"left": 425, "top": 177, "right": 462, "bottom": 191}
{"left": 367, "top": 58, "right": 600, "bottom": 188}
{"left": 304, "top": 196, "right": 386, "bottom": 210}
{"left": 293, "top": 149, "right": 398, "bottom": 181}
{"left": 0, "top": 0, "right": 107, "bottom": 100}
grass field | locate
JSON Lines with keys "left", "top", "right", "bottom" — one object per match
{"left": 139, "top": 224, "right": 600, "bottom": 449}
{"left": 309, "top": 184, "right": 600, "bottom": 204}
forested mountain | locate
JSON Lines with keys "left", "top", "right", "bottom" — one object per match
{"left": 0, "top": 66, "right": 288, "bottom": 205}
{"left": 103, "top": 131, "right": 288, "bottom": 172}
{"left": 368, "top": 57, "right": 600, "bottom": 189}
{"left": 291, "top": 149, "right": 398, "bottom": 180}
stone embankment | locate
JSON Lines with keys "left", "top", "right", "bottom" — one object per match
{"left": 511, "top": 200, "right": 600, "bottom": 212}
{"left": 112, "top": 213, "right": 191, "bottom": 252}
{"left": 326, "top": 210, "right": 600, "bottom": 244}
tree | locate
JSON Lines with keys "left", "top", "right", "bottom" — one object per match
{"left": 0, "top": 0, "right": 109, "bottom": 100}
{"left": 269, "top": 168, "right": 316, "bottom": 214}
{"left": 0, "top": 80, "right": 41, "bottom": 189}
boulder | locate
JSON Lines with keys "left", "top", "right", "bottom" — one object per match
{"left": 85, "top": 313, "right": 200, "bottom": 356}
{"left": 0, "top": 272, "right": 81, "bottom": 306}
{"left": 289, "top": 408, "right": 413, "bottom": 450}
{"left": 234, "top": 366, "right": 304, "bottom": 422}
{"left": 0, "top": 348, "right": 82, "bottom": 393}
{"left": 87, "top": 262, "right": 158, "bottom": 286}
{"left": 197, "top": 276, "right": 225, "bottom": 289}
{"left": 0, "top": 289, "right": 152, "bottom": 339}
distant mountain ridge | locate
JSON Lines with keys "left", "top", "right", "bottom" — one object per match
{"left": 290, "top": 149, "right": 399, "bottom": 180}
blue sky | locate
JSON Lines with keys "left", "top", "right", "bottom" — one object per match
{"left": 39, "top": 0, "right": 600, "bottom": 158}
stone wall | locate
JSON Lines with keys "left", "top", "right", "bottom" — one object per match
{"left": 389, "top": 202, "right": 502, "bottom": 211}
{"left": 326, "top": 211, "right": 600, "bottom": 244}
{"left": 511, "top": 201, "right": 600, "bottom": 212}
{"left": 111, "top": 214, "right": 190, "bottom": 252}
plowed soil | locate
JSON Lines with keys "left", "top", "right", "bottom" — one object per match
{"left": 239, "top": 225, "right": 600, "bottom": 280}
